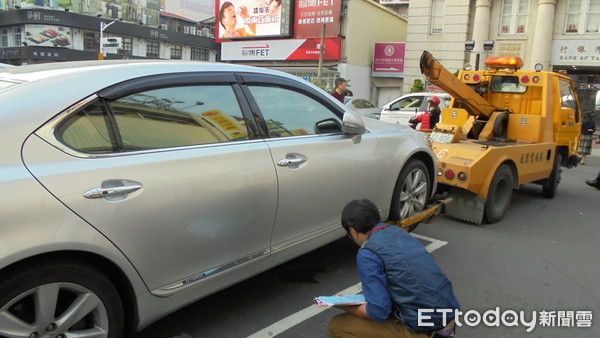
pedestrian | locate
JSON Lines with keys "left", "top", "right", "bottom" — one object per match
{"left": 331, "top": 78, "right": 347, "bottom": 103}
{"left": 409, "top": 110, "right": 431, "bottom": 130}
{"left": 328, "top": 199, "right": 460, "bottom": 337}
{"left": 428, "top": 95, "right": 442, "bottom": 129}
{"left": 585, "top": 171, "right": 600, "bottom": 190}
{"left": 579, "top": 112, "right": 596, "bottom": 165}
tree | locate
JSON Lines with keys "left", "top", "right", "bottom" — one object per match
{"left": 411, "top": 79, "right": 424, "bottom": 93}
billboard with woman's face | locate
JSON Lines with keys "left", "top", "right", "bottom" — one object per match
{"left": 215, "top": 0, "right": 291, "bottom": 40}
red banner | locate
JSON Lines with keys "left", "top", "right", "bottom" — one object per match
{"left": 293, "top": 0, "right": 342, "bottom": 39}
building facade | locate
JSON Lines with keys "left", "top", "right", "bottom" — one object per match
{"left": 0, "top": 1, "right": 218, "bottom": 65}
{"left": 216, "top": 0, "right": 408, "bottom": 105}
{"left": 403, "top": 0, "right": 600, "bottom": 113}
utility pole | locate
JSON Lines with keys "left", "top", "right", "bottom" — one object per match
{"left": 317, "top": 24, "right": 326, "bottom": 87}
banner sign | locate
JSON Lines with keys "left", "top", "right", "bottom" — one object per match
{"left": 215, "top": 0, "right": 292, "bottom": 41}
{"left": 293, "top": 0, "right": 342, "bottom": 39}
{"left": 221, "top": 37, "right": 342, "bottom": 61}
{"left": 372, "top": 42, "right": 405, "bottom": 77}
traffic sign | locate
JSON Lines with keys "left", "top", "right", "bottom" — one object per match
{"left": 102, "top": 37, "right": 122, "bottom": 48}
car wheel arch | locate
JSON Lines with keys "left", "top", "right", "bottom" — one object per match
{"left": 0, "top": 250, "right": 140, "bottom": 334}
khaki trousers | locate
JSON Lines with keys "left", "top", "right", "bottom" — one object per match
{"left": 328, "top": 313, "right": 430, "bottom": 338}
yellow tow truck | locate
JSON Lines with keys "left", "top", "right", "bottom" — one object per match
{"left": 419, "top": 51, "right": 582, "bottom": 224}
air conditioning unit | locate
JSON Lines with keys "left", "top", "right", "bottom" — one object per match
{"left": 160, "top": 24, "right": 168, "bottom": 30}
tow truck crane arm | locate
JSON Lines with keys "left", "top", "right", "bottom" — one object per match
{"left": 420, "top": 50, "right": 497, "bottom": 118}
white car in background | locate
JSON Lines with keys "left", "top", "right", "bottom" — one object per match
{"left": 380, "top": 92, "right": 451, "bottom": 126}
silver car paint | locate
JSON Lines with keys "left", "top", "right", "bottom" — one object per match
{"left": 0, "top": 60, "right": 437, "bottom": 331}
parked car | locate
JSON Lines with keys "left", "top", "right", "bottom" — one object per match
{"left": 344, "top": 97, "right": 381, "bottom": 119}
{"left": 0, "top": 60, "right": 437, "bottom": 336}
{"left": 380, "top": 92, "right": 451, "bottom": 127}
{"left": 0, "top": 63, "right": 15, "bottom": 69}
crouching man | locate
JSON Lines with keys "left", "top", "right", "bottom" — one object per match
{"left": 328, "top": 199, "right": 460, "bottom": 337}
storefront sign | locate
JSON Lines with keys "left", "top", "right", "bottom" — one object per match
{"left": 221, "top": 37, "right": 341, "bottom": 61}
{"left": 372, "top": 42, "right": 405, "bottom": 77}
{"left": 552, "top": 39, "right": 600, "bottom": 66}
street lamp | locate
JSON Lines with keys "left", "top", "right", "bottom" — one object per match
{"left": 99, "top": 18, "right": 123, "bottom": 60}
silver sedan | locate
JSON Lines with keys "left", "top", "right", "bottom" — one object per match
{"left": 0, "top": 61, "right": 437, "bottom": 336}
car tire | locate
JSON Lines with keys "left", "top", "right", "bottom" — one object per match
{"left": 542, "top": 152, "right": 562, "bottom": 198}
{"left": 0, "top": 258, "right": 124, "bottom": 338}
{"left": 389, "top": 159, "right": 430, "bottom": 231}
{"left": 484, "top": 164, "right": 513, "bottom": 223}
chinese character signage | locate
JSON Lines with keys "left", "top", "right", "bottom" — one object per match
{"left": 215, "top": 0, "right": 292, "bottom": 41}
{"left": 552, "top": 39, "right": 600, "bottom": 66}
{"left": 293, "top": 0, "right": 341, "bottom": 39}
{"left": 372, "top": 42, "right": 405, "bottom": 78}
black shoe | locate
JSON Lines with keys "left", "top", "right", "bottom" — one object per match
{"left": 585, "top": 180, "right": 600, "bottom": 190}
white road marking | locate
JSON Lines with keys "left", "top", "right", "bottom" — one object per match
{"left": 246, "top": 233, "right": 448, "bottom": 337}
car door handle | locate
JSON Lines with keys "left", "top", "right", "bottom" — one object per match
{"left": 84, "top": 184, "right": 142, "bottom": 199}
{"left": 277, "top": 158, "right": 306, "bottom": 167}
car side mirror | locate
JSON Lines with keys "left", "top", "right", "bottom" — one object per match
{"left": 342, "top": 111, "right": 366, "bottom": 135}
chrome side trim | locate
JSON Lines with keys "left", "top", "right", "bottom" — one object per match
{"left": 152, "top": 248, "right": 270, "bottom": 297}
{"left": 270, "top": 223, "right": 341, "bottom": 253}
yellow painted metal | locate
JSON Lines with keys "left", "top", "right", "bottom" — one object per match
{"left": 386, "top": 198, "right": 453, "bottom": 232}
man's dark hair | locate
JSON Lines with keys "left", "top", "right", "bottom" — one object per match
{"left": 341, "top": 199, "right": 381, "bottom": 234}
{"left": 334, "top": 77, "right": 346, "bottom": 88}
{"left": 219, "top": 1, "right": 234, "bottom": 29}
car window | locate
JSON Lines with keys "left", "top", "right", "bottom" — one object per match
{"left": 248, "top": 85, "right": 342, "bottom": 137}
{"left": 390, "top": 97, "right": 423, "bottom": 111}
{"left": 55, "top": 103, "right": 116, "bottom": 153}
{"left": 362, "top": 100, "right": 376, "bottom": 108}
{"left": 57, "top": 85, "right": 249, "bottom": 153}
{"left": 491, "top": 76, "right": 527, "bottom": 93}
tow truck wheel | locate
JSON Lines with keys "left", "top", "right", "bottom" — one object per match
{"left": 542, "top": 152, "right": 562, "bottom": 198}
{"left": 389, "top": 159, "right": 431, "bottom": 231}
{"left": 484, "top": 164, "right": 513, "bottom": 223}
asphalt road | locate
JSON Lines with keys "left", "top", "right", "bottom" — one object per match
{"left": 134, "top": 155, "right": 600, "bottom": 338}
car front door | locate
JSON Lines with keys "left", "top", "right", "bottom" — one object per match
{"left": 23, "top": 74, "right": 277, "bottom": 292}
{"left": 239, "top": 74, "right": 382, "bottom": 249}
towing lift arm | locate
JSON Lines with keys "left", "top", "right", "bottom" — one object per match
{"left": 420, "top": 50, "right": 497, "bottom": 118}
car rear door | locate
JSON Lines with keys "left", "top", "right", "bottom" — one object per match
{"left": 22, "top": 73, "right": 278, "bottom": 292}
{"left": 238, "top": 73, "right": 383, "bottom": 249}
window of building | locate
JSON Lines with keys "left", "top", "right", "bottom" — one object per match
{"left": 170, "top": 44, "right": 182, "bottom": 60}
{"left": 500, "top": 0, "right": 529, "bottom": 35}
{"left": 146, "top": 40, "right": 160, "bottom": 58}
{"left": 83, "top": 32, "right": 99, "bottom": 51}
{"left": 119, "top": 37, "right": 133, "bottom": 55}
{"left": 1, "top": 28, "right": 8, "bottom": 47}
{"left": 14, "top": 27, "right": 22, "bottom": 47}
{"left": 191, "top": 47, "right": 209, "bottom": 61}
{"left": 566, "top": 0, "right": 600, "bottom": 33}
{"left": 430, "top": 0, "right": 444, "bottom": 34}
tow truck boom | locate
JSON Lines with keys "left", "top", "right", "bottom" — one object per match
{"left": 420, "top": 51, "right": 497, "bottom": 118}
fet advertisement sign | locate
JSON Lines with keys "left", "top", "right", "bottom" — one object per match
{"left": 372, "top": 42, "right": 405, "bottom": 77}
{"left": 293, "top": 0, "right": 342, "bottom": 39}
{"left": 221, "top": 37, "right": 342, "bottom": 61}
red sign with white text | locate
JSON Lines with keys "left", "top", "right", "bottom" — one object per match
{"left": 293, "top": 0, "right": 342, "bottom": 39}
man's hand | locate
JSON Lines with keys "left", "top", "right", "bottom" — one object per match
{"left": 335, "top": 303, "right": 371, "bottom": 319}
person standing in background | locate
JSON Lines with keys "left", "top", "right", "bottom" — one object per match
{"left": 579, "top": 113, "right": 596, "bottom": 165}
{"left": 331, "top": 78, "right": 347, "bottom": 103}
